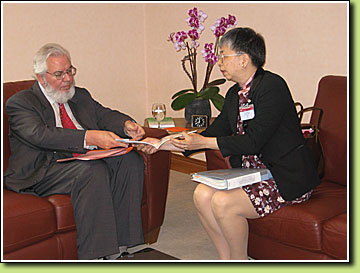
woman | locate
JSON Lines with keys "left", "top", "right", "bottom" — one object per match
{"left": 138, "top": 27, "right": 320, "bottom": 260}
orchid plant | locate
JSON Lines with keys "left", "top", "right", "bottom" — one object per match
{"left": 168, "top": 7, "right": 237, "bottom": 111}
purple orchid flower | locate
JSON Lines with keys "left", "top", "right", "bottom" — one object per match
{"left": 168, "top": 8, "right": 236, "bottom": 101}
{"left": 201, "top": 43, "right": 218, "bottom": 64}
{"left": 210, "top": 14, "right": 237, "bottom": 37}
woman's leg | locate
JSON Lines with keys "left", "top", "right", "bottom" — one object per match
{"left": 193, "top": 184, "right": 231, "bottom": 259}
{"left": 211, "top": 188, "right": 260, "bottom": 260}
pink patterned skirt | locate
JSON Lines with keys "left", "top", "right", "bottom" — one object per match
{"left": 242, "top": 178, "right": 312, "bottom": 218}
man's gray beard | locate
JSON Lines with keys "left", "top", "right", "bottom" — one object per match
{"left": 43, "top": 80, "right": 76, "bottom": 104}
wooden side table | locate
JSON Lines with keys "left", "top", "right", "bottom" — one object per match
{"left": 169, "top": 117, "right": 214, "bottom": 133}
{"left": 143, "top": 117, "right": 215, "bottom": 174}
{"left": 143, "top": 117, "right": 214, "bottom": 132}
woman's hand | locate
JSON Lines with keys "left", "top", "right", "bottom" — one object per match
{"left": 159, "top": 140, "right": 185, "bottom": 152}
{"left": 171, "top": 132, "right": 218, "bottom": 150}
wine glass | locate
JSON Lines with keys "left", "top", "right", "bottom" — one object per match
{"left": 152, "top": 103, "right": 166, "bottom": 128}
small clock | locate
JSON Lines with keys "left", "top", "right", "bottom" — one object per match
{"left": 191, "top": 115, "right": 208, "bottom": 128}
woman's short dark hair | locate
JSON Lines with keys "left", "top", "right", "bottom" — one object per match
{"left": 219, "top": 27, "right": 266, "bottom": 68}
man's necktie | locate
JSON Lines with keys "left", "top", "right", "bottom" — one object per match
{"left": 59, "top": 103, "right": 77, "bottom": 130}
{"left": 58, "top": 103, "right": 81, "bottom": 157}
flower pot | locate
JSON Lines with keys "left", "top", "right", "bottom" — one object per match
{"left": 185, "top": 98, "right": 211, "bottom": 124}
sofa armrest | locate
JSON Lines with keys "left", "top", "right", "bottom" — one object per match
{"left": 205, "top": 149, "right": 229, "bottom": 170}
{"left": 143, "top": 127, "right": 168, "bottom": 139}
{"left": 138, "top": 127, "right": 171, "bottom": 233}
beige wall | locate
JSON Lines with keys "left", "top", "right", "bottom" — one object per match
{"left": 3, "top": 2, "right": 347, "bottom": 124}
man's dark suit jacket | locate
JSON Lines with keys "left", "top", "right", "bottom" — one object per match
{"left": 4, "top": 82, "right": 133, "bottom": 192}
{"left": 193, "top": 68, "right": 320, "bottom": 201}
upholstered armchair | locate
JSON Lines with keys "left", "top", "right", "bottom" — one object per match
{"left": 3, "top": 80, "right": 171, "bottom": 260}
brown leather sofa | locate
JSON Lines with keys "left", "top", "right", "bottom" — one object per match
{"left": 205, "top": 75, "right": 347, "bottom": 260}
{"left": 3, "top": 80, "right": 171, "bottom": 260}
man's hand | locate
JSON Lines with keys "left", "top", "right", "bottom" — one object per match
{"left": 85, "top": 130, "right": 128, "bottom": 149}
{"left": 135, "top": 137, "right": 159, "bottom": 154}
{"left": 124, "top": 120, "right": 145, "bottom": 140}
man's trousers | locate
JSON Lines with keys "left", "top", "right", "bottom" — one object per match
{"left": 32, "top": 150, "right": 145, "bottom": 259}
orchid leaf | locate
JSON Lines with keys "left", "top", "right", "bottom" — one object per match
{"left": 207, "top": 79, "right": 226, "bottom": 87}
{"left": 198, "top": 86, "right": 219, "bottom": 100}
{"left": 210, "top": 93, "right": 225, "bottom": 111}
{"left": 171, "top": 93, "right": 197, "bottom": 110}
{"left": 171, "top": 89, "right": 195, "bottom": 99}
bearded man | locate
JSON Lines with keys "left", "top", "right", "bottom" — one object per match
{"left": 4, "top": 43, "right": 146, "bottom": 260}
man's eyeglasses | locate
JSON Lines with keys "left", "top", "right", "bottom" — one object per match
{"left": 47, "top": 66, "right": 77, "bottom": 80}
{"left": 217, "top": 53, "right": 244, "bottom": 63}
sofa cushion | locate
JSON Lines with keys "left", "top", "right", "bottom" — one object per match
{"left": 322, "top": 213, "right": 347, "bottom": 259}
{"left": 248, "top": 231, "right": 332, "bottom": 260}
{"left": 3, "top": 189, "right": 56, "bottom": 253}
{"left": 248, "top": 181, "right": 346, "bottom": 251}
{"left": 44, "top": 194, "right": 76, "bottom": 232}
{"left": 4, "top": 236, "right": 61, "bottom": 260}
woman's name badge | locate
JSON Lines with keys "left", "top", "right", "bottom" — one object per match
{"left": 240, "top": 104, "right": 255, "bottom": 120}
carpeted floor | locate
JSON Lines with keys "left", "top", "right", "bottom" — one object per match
{"left": 129, "top": 170, "right": 219, "bottom": 261}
